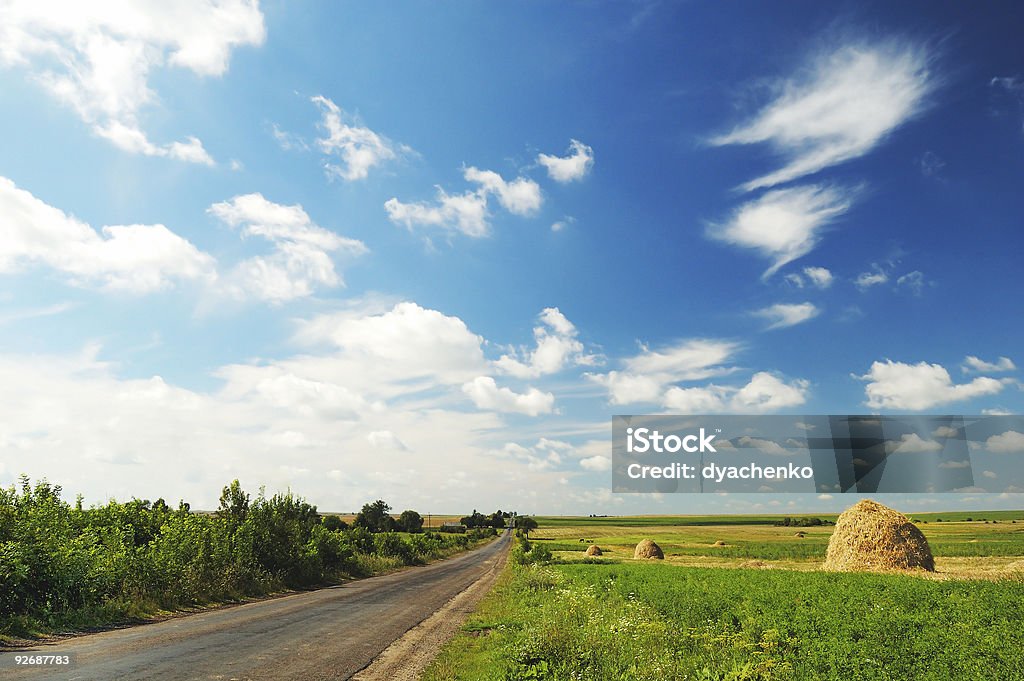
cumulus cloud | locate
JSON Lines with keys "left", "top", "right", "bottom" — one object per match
{"left": 986, "top": 431, "right": 1024, "bottom": 454}
{"left": 311, "top": 96, "right": 408, "bottom": 180}
{"left": 537, "top": 139, "right": 594, "bottom": 183}
{"left": 461, "top": 376, "right": 554, "bottom": 416}
{"left": 579, "top": 455, "right": 611, "bottom": 472}
{"left": 0, "top": 0, "right": 265, "bottom": 163}
{"left": 292, "top": 301, "right": 489, "bottom": 390}
{"left": 385, "top": 165, "right": 541, "bottom": 238}
{"left": 588, "top": 339, "right": 740, "bottom": 405}
{"left": 494, "top": 307, "right": 597, "bottom": 378}
{"left": 889, "top": 433, "right": 942, "bottom": 453}
{"left": 707, "top": 184, "right": 854, "bottom": 278}
{"left": 710, "top": 39, "right": 935, "bottom": 191}
{"left": 753, "top": 302, "right": 820, "bottom": 330}
{"left": 0, "top": 176, "right": 215, "bottom": 291}
{"left": 962, "top": 356, "right": 1016, "bottom": 374}
{"left": 208, "top": 193, "right": 367, "bottom": 303}
{"left": 858, "top": 359, "right": 1005, "bottom": 410}
{"left": 662, "top": 372, "right": 809, "bottom": 413}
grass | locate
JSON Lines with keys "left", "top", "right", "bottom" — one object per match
{"left": 424, "top": 561, "right": 1024, "bottom": 680}
{"left": 424, "top": 513, "right": 1024, "bottom": 680}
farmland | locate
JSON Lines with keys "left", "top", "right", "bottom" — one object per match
{"left": 424, "top": 511, "right": 1024, "bottom": 680}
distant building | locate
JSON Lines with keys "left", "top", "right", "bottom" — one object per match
{"left": 439, "top": 521, "right": 466, "bottom": 533}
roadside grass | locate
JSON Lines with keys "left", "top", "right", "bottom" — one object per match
{"left": 425, "top": 516, "right": 1024, "bottom": 679}
{"left": 424, "top": 561, "right": 1024, "bottom": 680}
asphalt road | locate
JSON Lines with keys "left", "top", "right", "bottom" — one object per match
{"left": 0, "top": 531, "right": 510, "bottom": 681}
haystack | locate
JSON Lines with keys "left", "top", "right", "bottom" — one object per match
{"left": 794, "top": 531, "right": 806, "bottom": 538}
{"left": 585, "top": 545, "right": 603, "bottom": 556}
{"left": 713, "top": 540, "right": 727, "bottom": 546}
{"left": 823, "top": 499, "right": 934, "bottom": 572}
{"left": 633, "top": 539, "right": 664, "bottom": 559}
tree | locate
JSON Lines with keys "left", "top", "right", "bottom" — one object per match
{"left": 488, "top": 510, "right": 506, "bottom": 529}
{"left": 218, "top": 480, "right": 250, "bottom": 529}
{"left": 321, "top": 515, "right": 348, "bottom": 532}
{"left": 355, "top": 500, "right": 397, "bottom": 533}
{"left": 516, "top": 516, "right": 538, "bottom": 537}
{"left": 460, "top": 509, "right": 488, "bottom": 528}
{"left": 398, "top": 510, "right": 423, "bottom": 533}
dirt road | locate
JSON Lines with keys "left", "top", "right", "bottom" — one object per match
{"left": 0, "top": 531, "right": 510, "bottom": 680}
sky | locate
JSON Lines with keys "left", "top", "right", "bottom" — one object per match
{"left": 0, "top": 1, "right": 1022, "bottom": 515}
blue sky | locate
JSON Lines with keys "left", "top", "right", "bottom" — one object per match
{"left": 1, "top": 1, "right": 1022, "bottom": 514}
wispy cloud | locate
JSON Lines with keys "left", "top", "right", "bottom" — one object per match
{"left": 312, "top": 96, "right": 410, "bottom": 181}
{"left": 208, "top": 193, "right": 367, "bottom": 303}
{"left": 962, "top": 356, "right": 1016, "bottom": 374}
{"left": 0, "top": 0, "right": 265, "bottom": 163}
{"left": 711, "top": 39, "right": 936, "bottom": 191}
{"left": 753, "top": 302, "right": 820, "bottom": 330}
{"left": 707, "top": 184, "right": 855, "bottom": 278}
{"left": 385, "top": 166, "right": 542, "bottom": 238}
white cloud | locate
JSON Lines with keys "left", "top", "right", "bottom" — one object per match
{"left": 753, "top": 302, "right": 820, "bottom": 330}
{"left": 987, "top": 431, "right": 1024, "bottom": 454}
{"left": 710, "top": 39, "right": 935, "bottom": 191}
{"left": 385, "top": 166, "right": 541, "bottom": 238}
{"left": 858, "top": 359, "right": 1005, "bottom": 410}
{"left": 537, "top": 139, "right": 594, "bottom": 183}
{"left": 0, "top": 176, "right": 215, "bottom": 291}
{"left": 662, "top": 372, "right": 809, "bottom": 414}
{"left": 384, "top": 190, "right": 489, "bottom": 237}
{"left": 932, "top": 426, "right": 959, "bottom": 438}
{"left": 854, "top": 264, "right": 889, "bottom": 289}
{"left": 708, "top": 184, "right": 854, "bottom": 278}
{"left": 983, "top": 470, "right": 997, "bottom": 479}
{"left": 803, "top": 266, "right": 833, "bottom": 288}
{"left": 463, "top": 167, "right": 542, "bottom": 216}
{"left": 292, "top": 301, "right": 488, "bottom": 390}
{"left": 889, "top": 433, "right": 942, "bottom": 453}
{"left": 579, "top": 455, "right": 611, "bottom": 472}
{"left": 494, "top": 307, "right": 596, "bottom": 378}
{"left": 962, "top": 356, "right": 1016, "bottom": 374}
{"left": 367, "top": 430, "right": 409, "bottom": 451}
{"left": 208, "top": 193, "right": 367, "bottom": 303}
{"left": 732, "top": 372, "right": 809, "bottom": 412}
{"left": 589, "top": 339, "right": 740, "bottom": 405}
{"left": 938, "top": 460, "right": 969, "bottom": 469}
{"left": 461, "top": 377, "right": 554, "bottom": 416}
{"left": 311, "top": 96, "right": 407, "bottom": 181}
{"left": 0, "top": 0, "right": 265, "bottom": 162}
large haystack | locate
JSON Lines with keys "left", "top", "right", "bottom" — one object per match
{"left": 633, "top": 539, "right": 664, "bottom": 559}
{"left": 585, "top": 545, "right": 603, "bottom": 556}
{"left": 824, "top": 499, "right": 934, "bottom": 572}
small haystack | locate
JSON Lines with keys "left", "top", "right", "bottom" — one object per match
{"left": 794, "top": 531, "right": 806, "bottom": 538}
{"left": 633, "top": 539, "right": 664, "bottom": 559}
{"left": 713, "top": 540, "right": 727, "bottom": 546}
{"left": 585, "top": 545, "right": 603, "bottom": 557}
{"left": 823, "top": 499, "right": 934, "bottom": 572}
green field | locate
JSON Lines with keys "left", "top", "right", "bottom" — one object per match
{"left": 424, "top": 513, "right": 1024, "bottom": 680}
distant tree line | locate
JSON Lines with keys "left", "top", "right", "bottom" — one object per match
{"left": 0, "top": 477, "right": 493, "bottom": 638}
{"left": 773, "top": 517, "right": 831, "bottom": 527}
{"left": 460, "top": 509, "right": 512, "bottom": 529}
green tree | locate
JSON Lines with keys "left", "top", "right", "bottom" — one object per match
{"left": 398, "top": 510, "right": 423, "bottom": 533}
{"left": 354, "top": 500, "right": 396, "bottom": 533}
{"left": 516, "top": 516, "right": 538, "bottom": 537}
{"left": 321, "top": 515, "right": 348, "bottom": 532}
